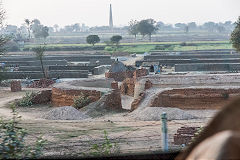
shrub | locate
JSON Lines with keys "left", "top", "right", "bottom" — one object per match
{"left": 0, "top": 104, "right": 46, "bottom": 159}
{"left": 89, "top": 130, "right": 119, "bottom": 157}
{"left": 73, "top": 93, "right": 91, "bottom": 109}
{"left": 16, "top": 92, "right": 36, "bottom": 107}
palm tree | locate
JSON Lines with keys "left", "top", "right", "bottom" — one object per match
{"left": 24, "top": 19, "right": 31, "bottom": 40}
{"left": 33, "top": 45, "right": 46, "bottom": 78}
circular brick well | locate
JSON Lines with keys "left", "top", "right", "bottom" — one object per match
{"left": 150, "top": 88, "right": 240, "bottom": 109}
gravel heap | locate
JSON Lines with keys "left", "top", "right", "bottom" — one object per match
{"left": 42, "top": 106, "right": 90, "bottom": 120}
{"left": 131, "top": 107, "right": 197, "bottom": 121}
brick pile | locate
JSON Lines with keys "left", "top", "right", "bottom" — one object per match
{"left": 11, "top": 81, "right": 22, "bottom": 92}
{"left": 27, "top": 78, "right": 55, "bottom": 88}
{"left": 150, "top": 88, "right": 240, "bottom": 109}
{"left": 51, "top": 87, "right": 101, "bottom": 107}
{"left": 173, "top": 127, "right": 201, "bottom": 145}
{"left": 131, "top": 92, "right": 145, "bottom": 111}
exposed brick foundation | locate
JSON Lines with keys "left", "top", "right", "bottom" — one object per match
{"left": 151, "top": 88, "right": 240, "bottom": 109}
{"left": 11, "top": 81, "right": 22, "bottom": 92}
{"left": 51, "top": 87, "right": 101, "bottom": 107}
{"left": 173, "top": 127, "right": 200, "bottom": 145}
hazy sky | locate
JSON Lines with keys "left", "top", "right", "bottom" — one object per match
{"left": 2, "top": 0, "right": 240, "bottom": 27}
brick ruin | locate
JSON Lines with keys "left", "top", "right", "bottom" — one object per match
{"left": 52, "top": 87, "right": 101, "bottom": 107}
{"left": 11, "top": 81, "right": 22, "bottom": 92}
{"left": 105, "top": 68, "right": 148, "bottom": 82}
{"left": 150, "top": 88, "right": 240, "bottom": 109}
{"left": 173, "top": 127, "right": 201, "bottom": 145}
{"left": 51, "top": 79, "right": 122, "bottom": 109}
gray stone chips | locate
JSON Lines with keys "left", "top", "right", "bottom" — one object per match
{"left": 42, "top": 106, "right": 89, "bottom": 120}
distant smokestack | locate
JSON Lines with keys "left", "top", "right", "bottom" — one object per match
{"left": 109, "top": 4, "right": 113, "bottom": 30}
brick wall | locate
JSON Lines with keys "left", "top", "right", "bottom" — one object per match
{"left": 151, "top": 88, "right": 240, "bottom": 109}
{"left": 104, "top": 89, "right": 122, "bottom": 109}
{"left": 120, "top": 78, "right": 135, "bottom": 97}
{"left": 51, "top": 87, "right": 101, "bottom": 107}
{"left": 131, "top": 92, "right": 145, "bottom": 111}
{"left": 133, "top": 68, "right": 148, "bottom": 79}
{"left": 105, "top": 71, "right": 133, "bottom": 82}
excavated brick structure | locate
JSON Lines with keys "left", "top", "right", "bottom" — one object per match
{"left": 151, "top": 88, "right": 240, "bottom": 109}
{"left": 52, "top": 87, "right": 101, "bottom": 107}
{"left": 11, "top": 81, "right": 22, "bottom": 92}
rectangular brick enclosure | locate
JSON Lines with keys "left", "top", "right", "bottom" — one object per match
{"left": 150, "top": 88, "right": 240, "bottom": 109}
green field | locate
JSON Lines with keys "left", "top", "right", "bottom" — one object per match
{"left": 23, "top": 41, "right": 233, "bottom": 53}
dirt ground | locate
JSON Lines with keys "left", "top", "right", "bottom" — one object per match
{"left": 0, "top": 87, "right": 214, "bottom": 158}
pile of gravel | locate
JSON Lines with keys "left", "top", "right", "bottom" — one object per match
{"left": 42, "top": 106, "right": 90, "bottom": 120}
{"left": 131, "top": 107, "right": 197, "bottom": 121}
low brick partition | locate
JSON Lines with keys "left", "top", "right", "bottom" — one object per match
{"left": 150, "top": 88, "right": 240, "bottom": 109}
{"left": 10, "top": 81, "right": 22, "bottom": 92}
{"left": 173, "top": 127, "right": 201, "bottom": 145}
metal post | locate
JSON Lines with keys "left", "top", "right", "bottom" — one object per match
{"left": 161, "top": 112, "right": 168, "bottom": 151}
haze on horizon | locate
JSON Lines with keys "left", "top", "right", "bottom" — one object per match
{"left": 3, "top": 0, "right": 240, "bottom": 27}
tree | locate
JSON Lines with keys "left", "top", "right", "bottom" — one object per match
{"left": 33, "top": 46, "right": 46, "bottom": 78}
{"left": 110, "top": 35, "right": 122, "bottom": 46}
{"left": 31, "top": 19, "right": 49, "bottom": 40}
{"left": 231, "top": 17, "right": 240, "bottom": 52}
{"left": 24, "top": 19, "right": 31, "bottom": 40}
{"left": 137, "top": 19, "right": 158, "bottom": 41}
{"left": 86, "top": 35, "right": 100, "bottom": 46}
{"left": 128, "top": 20, "right": 139, "bottom": 39}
